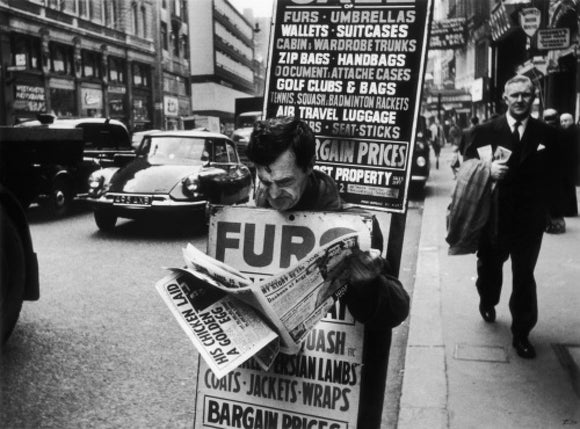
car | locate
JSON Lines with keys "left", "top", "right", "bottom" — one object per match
{"left": 15, "top": 115, "right": 133, "bottom": 215}
{"left": 231, "top": 110, "right": 262, "bottom": 170}
{"left": 410, "top": 116, "right": 431, "bottom": 190}
{"left": 86, "top": 129, "right": 253, "bottom": 231}
{"left": 131, "top": 129, "right": 162, "bottom": 150}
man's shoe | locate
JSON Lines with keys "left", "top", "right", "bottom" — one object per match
{"left": 479, "top": 304, "right": 496, "bottom": 323}
{"left": 513, "top": 337, "right": 536, "bottom": 359}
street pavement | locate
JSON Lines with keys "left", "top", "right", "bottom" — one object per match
{"left": 398, "top": 146, "right": 580, "bottom": 428}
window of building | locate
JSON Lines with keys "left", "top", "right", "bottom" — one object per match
{"left": 161, "top": 22, "right": 168, "bottom": 50}
{"left": 162, "top": 0, "right": 167, "bottom": 9}
{"left": 141, "top": 6, "right": 147, "bottom": 37}
{"left": 182, "top": 36, "right": 189, "bottom": 59}
{"left": 82, "top": 50, "right": 102, "bottom": 79}
{"left": 104, "top": 0, "right": 116, "bottom": 27}
{"left": 174, "top": 0, "right": 181, "bottom": 17}
{"left": 132, "top": 63, "right": 150, "bottom": 87}
{"left": 172, "top": 31, "right": 179, "bottom": 56}
{"left": 49, "top": 42, "right": 74, "bottom": 75}
{"left": 48, "top": 0, "right": 65, "bottom": 11}
{"left": 13, "top": 36, "right": 41, "bottom": 70}
{"left": 79, "top": 0, "right": 90, "bottom": 18}
{"left": 91, "top": 0, "right": 103, "bottom": 22}
{"left": 108, "top": 57, "right": 126, "bottom": 83}
{"left": 131, "top": 2, "right": 139, "bottom": 35}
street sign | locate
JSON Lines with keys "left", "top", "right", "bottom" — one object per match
{"left": 519, "top": 7, "right": 541, "bottom": 37}
{"left": 429, "top": 18, "right": 466, "bottom": 50}
{"left": 536, "top": 28, "right": 570, "bottom": 50}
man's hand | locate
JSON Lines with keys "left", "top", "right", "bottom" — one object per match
{"left": 490, "top": 159, "right": 509, "bottom": 181}
{"left": 347, "top": 248, "right": 383, "bottom": 286}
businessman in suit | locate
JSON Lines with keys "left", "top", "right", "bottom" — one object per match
{"left": 463, "top": 75, "right": 562, "bottom": 359}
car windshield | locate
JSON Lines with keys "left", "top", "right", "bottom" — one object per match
{"left": 142, "top": 136, "right": 207, "bottom": 164}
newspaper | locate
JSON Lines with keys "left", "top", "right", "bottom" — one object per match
{"left": 156, "top": 232, "right": 360, "bottom": 378}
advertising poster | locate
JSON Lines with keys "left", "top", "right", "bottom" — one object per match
{"left": 263, "top": 0, "right": 433, "bottom": 213}
{"left": 194, "top": 206, "right": 375, "bottom": 429}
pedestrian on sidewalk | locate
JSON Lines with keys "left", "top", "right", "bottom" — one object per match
{"left": 428, "top": 116, "right": 442, "bottom": 169}
{"left": 462, "top": 75, "right": 564, "bottom": 359}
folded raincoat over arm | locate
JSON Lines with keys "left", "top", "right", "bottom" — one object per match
{"left": 446, "top": 159, "right": 493, "bottom": 255}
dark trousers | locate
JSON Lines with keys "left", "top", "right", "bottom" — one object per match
{"left": 476, "top": 231, "right": 543, "bottom": 339}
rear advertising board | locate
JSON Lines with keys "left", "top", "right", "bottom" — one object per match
{"left": 264, "top": 0, "right": 433, "bottom": 213}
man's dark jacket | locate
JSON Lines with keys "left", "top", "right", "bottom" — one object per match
{"left": 463, "top": 114, "right": 563, "bottom": 242}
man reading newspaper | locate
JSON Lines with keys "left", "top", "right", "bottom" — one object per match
{"left": 246, "top": 116, "right": 410, "bottom": 330}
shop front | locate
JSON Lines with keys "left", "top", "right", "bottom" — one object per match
{"left": 132, "top": 90, "right": 152, "bottom": 132}
{"left": 108, "top": 85, "right": 128, "bottom": 125}
{"left": 12, "top": 75, "right": 47, "bottom": 124}
{"left": 163, "top": 95, "right": 179, "bottom": 130}
{"left": 80, "top": 84, "right": 103, "bottom": 117}
{"left": 49, "top": 77, "right": 76, "bottom": 118}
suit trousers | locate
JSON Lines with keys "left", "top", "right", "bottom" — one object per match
{"left": 475, "top": 230, "right": 543, "bottom": 339}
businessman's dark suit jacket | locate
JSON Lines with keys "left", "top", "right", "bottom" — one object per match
{"left": 464, "top": 114, "right": 562, "bottom": 242}
{"left": 463, "top": 114, "right": 562, "bottom": 337}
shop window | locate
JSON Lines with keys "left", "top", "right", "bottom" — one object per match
{"left": 161, "top": 22, "right": 168, "bottom": 50}
{"left": 108, "top": 57, "right": 126, "bottom": 83}
{"left": 50, "top": 43, "right": 74, "bottom": 75}
{"left": 12, "top": 35, "right": 41, "bottom": 71}
{"left": 82, "top": 50, "right": 102, "bottom": 79}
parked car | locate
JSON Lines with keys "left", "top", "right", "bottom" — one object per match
{"left": 15, "top": 115, "right": 133, "bottom": 216}
{"left": 86, "top": 130, "right": 253, "bottom": 231}
{"left": 0, "top": 126, "right": 84, "bottom": 344}
{"left": 410, "top": 116, "right": 431, "bottom": 190}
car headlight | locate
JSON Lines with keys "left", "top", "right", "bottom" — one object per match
{"left": 182, "top": 174, "right": 201, "bottom": 197}
{"left": 88, "top": 172, "right": 105, "bottom": 196}
{"left": 416, "top": 156, "right": 427, "bottom": 168}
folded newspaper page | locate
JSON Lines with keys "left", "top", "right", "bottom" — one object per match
{"left": 155, "top": 232, "right": 360, "bottom": 378}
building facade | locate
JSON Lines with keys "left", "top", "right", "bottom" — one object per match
{"left": 0, "top": 0, "right": 162, "bottom": 131}
{"left": 187, "top": 0, "right": 259, "bottom": 134}
{"left": 154, "top": 0, "right": 191, "bottom": 131}
{"left": 436, "top": 0, "right": 580, "bottom": 123}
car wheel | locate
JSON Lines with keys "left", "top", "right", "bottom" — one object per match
{"left": 1, "top": 207, "right": 26, "bottom": 344}
{"left": 94, "top": 209, "right": 117, "bottom": 231}
{"left": 49, "top": 178, "right": 72, "bottom": 217}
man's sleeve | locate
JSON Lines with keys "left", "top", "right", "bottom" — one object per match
{"left": 343, "top": 263, "right": 410, "bottom": 330}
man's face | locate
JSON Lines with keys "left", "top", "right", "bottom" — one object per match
{"left": 503, "top": 81, "right": 535, "bottom": 120}
{"left": 256, "top": 148, "right": 312, "bottom": 211}
{"left": 561, "top": 114, "right": 574, "bottom": 129}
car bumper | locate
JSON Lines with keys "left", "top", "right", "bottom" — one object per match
{"left": 87, "top": 194, "right": 208, "bottom": 216}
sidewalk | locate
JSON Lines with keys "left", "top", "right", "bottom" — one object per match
{"left": 398, "top": 146, "right": 580, "bottom": 428}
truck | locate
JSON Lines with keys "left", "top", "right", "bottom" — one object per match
{"left": 0, "top": 126, "right": 84, "bottom": 345}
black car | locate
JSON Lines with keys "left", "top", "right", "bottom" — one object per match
{"left": 86, "top": 130, "right": 253, "bottom": 231}
{"left": 410, "top": 116, "right": 431, "bottom": 190}
{"left": 15, "top": 116, "right": 133, "bottom": 216}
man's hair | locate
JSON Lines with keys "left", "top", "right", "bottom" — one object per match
{"left": 247, "top": 116, "right": 315, "bottom": 171}
{"left": 470, "top": 116, "right": 479, "bottom": 126}
{"left": 503, "top": 74, "right": 535, "bottom": 96}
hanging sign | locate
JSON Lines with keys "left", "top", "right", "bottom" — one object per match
{"left": 519, "top": 7, "right": 541, "bottom": 37}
